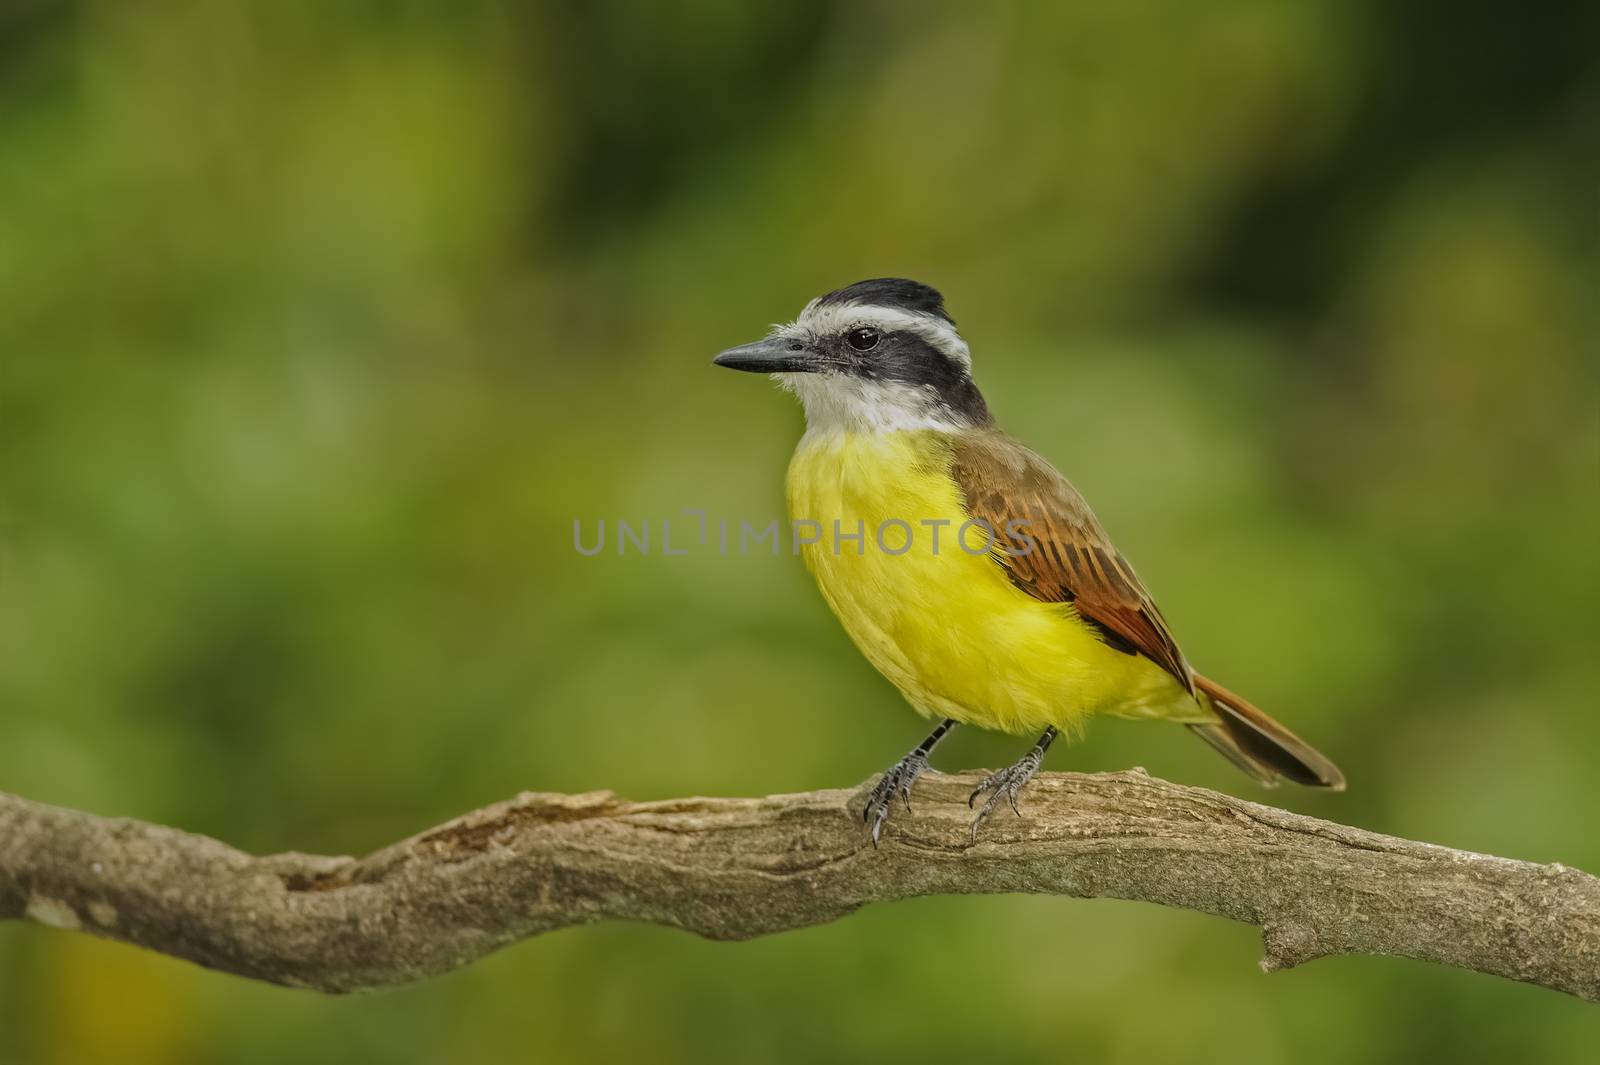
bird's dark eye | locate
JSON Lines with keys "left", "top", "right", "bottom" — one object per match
{"left": 846, "top": 327, "right": 880, "bottom": 351}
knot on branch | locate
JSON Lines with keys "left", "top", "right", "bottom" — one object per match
{"left": 1260, "top": 920, "right": 1326, "bottom": 973}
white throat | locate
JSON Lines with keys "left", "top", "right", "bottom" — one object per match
{"left": 778, "top": 373, "right": 969, "bottom": 436}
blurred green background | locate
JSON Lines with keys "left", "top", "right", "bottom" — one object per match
{"left": 2, "top": 1, "right": 1597, "bottom": 1062}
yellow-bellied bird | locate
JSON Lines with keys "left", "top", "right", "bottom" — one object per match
{"left": 715, "top": 279, "right": 1343, "bottom": 843}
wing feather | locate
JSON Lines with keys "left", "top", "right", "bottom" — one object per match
{"left": 949, "top": 431, "right": 1193, "bottom": 693}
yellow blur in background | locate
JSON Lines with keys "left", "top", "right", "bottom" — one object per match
{"left": 2, "top": 2, "right": 1597, "bottom": 1062}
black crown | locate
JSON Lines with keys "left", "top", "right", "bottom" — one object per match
{"left": 815, "top": 278, "right": 953, "bottom": 324}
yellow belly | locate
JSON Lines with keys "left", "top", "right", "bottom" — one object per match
{"left": 787, "top": 429, "right": 1191, "bottom": 736}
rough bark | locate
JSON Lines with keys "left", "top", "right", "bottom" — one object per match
{"left": 1, "top": 770, "right": 1595, "bottom": 998}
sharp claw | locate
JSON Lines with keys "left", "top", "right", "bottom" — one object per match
{"left": 969, "top": 770, "right": 1003, "bottom": 809}
{"left": 966, "top": 743, "right": 1049, "bottom": 841}
{"left": 871, "top": 802, "right": 890, "bottom": 847}
{"left": 968, "top": 778, "right": 992, "bottom": 808}
{"left": 866, "top": 741, "right": 947, "bottom": 845}
{"left": 969, "top": 800, "right": 994, "bottom": 843}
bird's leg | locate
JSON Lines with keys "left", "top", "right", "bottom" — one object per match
{"left": 968, "top": 726, "right": 1058, "bottom": 841}
{"left": 865, "top": 719, "right": 957, "bottom": 846}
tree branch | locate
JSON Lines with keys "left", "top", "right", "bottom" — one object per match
{"left": 2, "top": 770, "right": 1595, "bottom": 998}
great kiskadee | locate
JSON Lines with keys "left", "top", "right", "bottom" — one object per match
{"left": 714, "top": 278, "right": 1343, "bottom": 843}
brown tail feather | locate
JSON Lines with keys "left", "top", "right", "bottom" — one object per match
{"left": 1187, "top": 723, "right": 1280, "bottom": 786}
{"left": 1191, "top": 674, "right": 1346, "bottom": 790}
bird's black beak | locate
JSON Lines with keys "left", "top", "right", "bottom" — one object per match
{"left": 712, "top": 336, "right": 821, "bottom": 374}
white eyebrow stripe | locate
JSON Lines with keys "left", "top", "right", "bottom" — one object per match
{"left": 777, "top": 300, "right": 972, "bottom": 369}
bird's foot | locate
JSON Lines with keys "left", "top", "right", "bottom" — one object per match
{"left": 966, "top": 729, "right": 1056, "bottom": 837}
{"left": 864, "top": 750, "right": 929, "bottom": 846}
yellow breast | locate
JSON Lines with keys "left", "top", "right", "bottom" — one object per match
{"left": 786, "top": 429, "right": 1179, "bottom": 736}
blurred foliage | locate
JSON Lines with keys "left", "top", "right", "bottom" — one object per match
{"left": 1, "top": 1, "right": 1597, "bottom": 1062}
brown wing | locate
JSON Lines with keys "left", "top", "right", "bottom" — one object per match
{"left": 949, "top": 430, "right": 1194, "bottom": 694}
